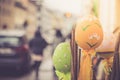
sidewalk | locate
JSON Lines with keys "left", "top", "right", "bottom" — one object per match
{"left": 38, "top": 46, "right": 56, "bottom": 80}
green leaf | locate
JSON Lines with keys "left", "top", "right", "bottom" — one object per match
{"left": 55, "top": 70, "right": 71, "bottom": 80}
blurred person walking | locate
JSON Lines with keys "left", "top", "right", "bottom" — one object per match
{"left": 53, "top": 29, "right": 64, "bottom": 48}
{"left": 29, "top": 26, "right": 48, "bottom": 80}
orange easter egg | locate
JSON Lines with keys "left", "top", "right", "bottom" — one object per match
{"left": 96, "top": 31, "right": 115, "bottom": 52}
{"left": 75, "top": 15, "right": 103, "bottom": 50}
{"left": 95, "top": 31, "right": 116, "bottom": 58}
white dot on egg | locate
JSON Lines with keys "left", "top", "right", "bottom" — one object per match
{"left": 58, "top": 59, "right": 61, "bottom": 62}
{"left": 64, "top": 54, "right": 67, "bottom": 57}
{"left": 64, "top": 65, "right": 68, "bottom": 68}
{"left": 67, "top": 46, "right": 70, "bottom": 50}
{"left": 59, "top": 47, "right": 62, "bottom": 50}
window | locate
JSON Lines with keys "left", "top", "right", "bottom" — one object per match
{"left": 0, "top": 7, "right": 11, "bottom": 16}
{"left": 0, "top": 6, "right": 3, "bottom": 15}
{"left": 0, "top": 0, "right": 12, "bottom": 4}
{"left": 0, "top": 0, "right": 4, "bottom": 3}
{"left": 14, "top": 1, "right": 27, "bottom": 10}
{"left": 0, "top": 37, "right": 20, "bottom": 46}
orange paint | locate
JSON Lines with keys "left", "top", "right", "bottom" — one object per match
{"left": 75, "top": 15, "right": 103, "bottom": 50}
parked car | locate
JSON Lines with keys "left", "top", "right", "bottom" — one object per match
{"left": 0, "top": 30, "right": 32, "bottom": 72}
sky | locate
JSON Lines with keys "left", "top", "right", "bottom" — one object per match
{"left": 43, "top": 0, "right": 83, "bottom": 15}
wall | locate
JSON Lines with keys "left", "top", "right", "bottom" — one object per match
{"left": 0, "top": 0, "right": 14, "bottom": 29}
{"left": 99, "top": 0, "right": 120, "bottom": 33}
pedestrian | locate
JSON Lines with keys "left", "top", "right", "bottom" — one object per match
{"left": 54, "top": 29, "right": 64, "bottom": 47}
{"left": 29, "top": 26, "right": 48, "bottom": 80}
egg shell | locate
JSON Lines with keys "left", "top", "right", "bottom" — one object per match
{"left": 52, "top": 42, "right": 71, "bottom": 73}
{"left": 75, "top": 15, "right": 103, "bottom": 50}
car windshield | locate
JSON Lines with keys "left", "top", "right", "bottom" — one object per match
{"left": 0, "top": 36, "right": 21, "bottom": 47}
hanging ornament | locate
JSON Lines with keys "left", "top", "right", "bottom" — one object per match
{"left": 96, "top": 31, "right": 115, "bottom": 58}
{"left": 75, "top": 15, "right": 103, "bottom": 80}
{"left": 53, "top": 42, "right": 72, "bottom": 80}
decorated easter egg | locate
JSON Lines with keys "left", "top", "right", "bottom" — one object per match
{"left": 52, "top": 42, "right": 71, "bottom": 73}
{"left": 75, "top": 15, "right": 103, "bottom": 50}
{"left": 96, "top": 31, "right": 116, "bottom": 58}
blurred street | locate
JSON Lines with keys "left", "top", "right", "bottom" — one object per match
{"left": 0, "top": 46, "right": 56, "bottom": 80}
{"left": 0, "top": 0, "right": 120, "bottom": 80}
{"left": 0, "top": 65, "right": 54, "bottom": 80}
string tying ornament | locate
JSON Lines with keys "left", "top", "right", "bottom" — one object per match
{"left": 75, "top": 15, "right": 103, "bottom": 80}
{"left": 79, "top": 49, "right": 96, "bottom": 80}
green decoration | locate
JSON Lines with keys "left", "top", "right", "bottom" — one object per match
{"left": 82, "top": 25, "right": 90, "bottom": 31}
{"left": 56, "top": 70, "right": 71, "bottom": 80}
{"left": 53, "top": 42, "right": 71, "bottom": 73}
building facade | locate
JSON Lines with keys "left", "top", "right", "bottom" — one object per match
{"left": 0, "top": 0, "right": 37, "bottom": 30}
{"left": 0, "top": 0, "right": 14, "bottom": 29}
